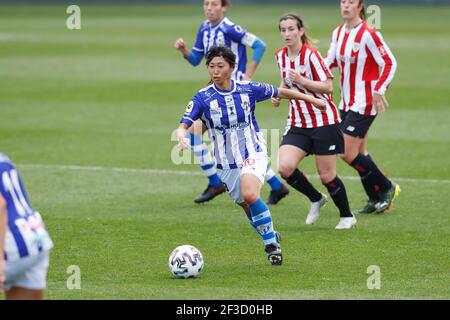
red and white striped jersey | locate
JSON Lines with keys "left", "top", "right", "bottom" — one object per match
{"left": 275, "top": 45, "right": 340, "bottom": 129}
{"left": 325, "top": 21, "right": 397, "bottom": 115}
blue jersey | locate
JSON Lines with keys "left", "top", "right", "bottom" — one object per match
{"left": 0, "top": 153, "right": 53, "bottom": 261}
{"left": 192, "top": 17, "right": 258, "bottom": 80}
{"left": 180, "top": 81, "right": 278, "bottom": 170}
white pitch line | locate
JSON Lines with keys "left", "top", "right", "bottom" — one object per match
{"left": 17, "top": 163, "right": 450, "bottom": 185}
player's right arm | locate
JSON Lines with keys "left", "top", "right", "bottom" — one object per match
{"left": 177, "top": 96, "right": 204, "bottom": 149}
{"left": 324, "top": 26, "right": 340, "bottom": 70}
{"left": 0, "top": 193, "right": 7, "bottom": 291}
{"left": 174, "top": 23, "right": 205, "bottom": 66}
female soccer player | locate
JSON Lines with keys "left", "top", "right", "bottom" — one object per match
{"left": 0, "top": 152, "right": 53, "bottom": 299}
{"left": 176, "top": 46, "right": 325, "bottom": 265}
{"left": 325, "top": 0, "right": 400, "bottom": 214}
{"left": 174, "top": 0, "right": 289, "bottom": 205}
{"left": 272, "top": 13, "right": 356, "bottom": 229}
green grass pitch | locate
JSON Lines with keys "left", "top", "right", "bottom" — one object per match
{"left": 1, "top": 4, "right": 449, "bottom": 299}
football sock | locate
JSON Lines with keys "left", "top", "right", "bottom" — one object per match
{"left": 324, "top": 176, "right": 353, "bottom": 218}
{"left": 265, "top": 165, "right": 283, "bottom": 191}
{"left": 249, "top": 198, "right": 277, "bottom": 246}
{"left": 350, "top": 154, "right": 392, "bottom": 195}
{"left": 186, "top": 131, "right": 221, "bottom": 187}
{"left": 286, "top": 168, "right": 322, "bottom": 202}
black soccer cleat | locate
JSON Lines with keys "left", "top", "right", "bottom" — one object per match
{"left": 353, "top": 199, "right": 377, "bottom": 215}
{"left": 267, "top": 184, "right": 290, "bottom": 205}
{"left": 194, "top": 183, "right": 226, "bottom": 204}
{"left": 265, "top": 243, "right": 283, "bottom": 266}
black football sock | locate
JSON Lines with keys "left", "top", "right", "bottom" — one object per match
{"left": 324, "top": 176, "right": 353, "bottom": 218}
{"left": 350, "top": 153, "right": 392, "bottom": 194}
{"left": 286, "top": 168, "right": 322, "bottom": 202}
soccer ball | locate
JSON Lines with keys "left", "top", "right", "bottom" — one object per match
{"left": 168, "top": 245, "right": 204, "bottom": 279}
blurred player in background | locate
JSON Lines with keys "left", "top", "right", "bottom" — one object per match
{"left": 325, "top": 0, "right": 400, "bottom": 214}
{"left": 0, "top": 152, "right": 53, "bottom": 300}
{"left": 176, "top": 46, "right": 325, "bottom": 264}
{"left": 174, "top": 0, "right": 289, "bottom": 205}
{"left": 272, "top": 13, "right": 356, "bottom": 229}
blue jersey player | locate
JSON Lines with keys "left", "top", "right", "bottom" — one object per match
{"left": 0, "top": 152, "right": 53, "bottom": 300}
{"left": 176, "top": 46, "right": 325, "bottom": 265}
{"left": 174, "top": 0, "right": 289, "bottom": 205}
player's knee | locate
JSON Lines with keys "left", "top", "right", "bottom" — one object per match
{"left": 278, "top": 162, "right": 295, "bottom": 179}
{"left": 242, "top": 189, "right": 259, "bottom": 204}
{"left": 318, "top": 171, "right": 335, "bottom": 185}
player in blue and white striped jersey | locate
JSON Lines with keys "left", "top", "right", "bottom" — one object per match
{"left": 0, "top": 152, "right": 53, "bottom": 299}
{"left": 174, "top": 0, "right": 289, "bottom": 205}
{"left": 176, "top": 46, "right": 325, "bottom": 265}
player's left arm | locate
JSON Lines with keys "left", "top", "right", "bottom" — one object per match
{"left": 365, "top": 30, "right": 397, "bottom": 112}
{"left": 0, "top": 193, "right": 7, "bottom": 291}
{"left": 227, "top": 24, "right": 266, "bottom": 80}
{"left": 241, "top": 32, "right": 266, "bottom": 80}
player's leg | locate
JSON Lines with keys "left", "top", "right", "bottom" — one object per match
{"left": 340, "top": 111, "right": 399, "bottom": 214}
{"left": 316, "top": 155, "right": 356, "bottom": 229}
{"left": 241, "top": 156, "right": 282, "bottom": 266}
{"left": 265, "top": 164, "right": 289, "bottom": 205}
{"left": 187, "top": 120, "right": 225, "bottom": 203}
{"left": 5, "top": 287, "right": 44, "bottom": 300}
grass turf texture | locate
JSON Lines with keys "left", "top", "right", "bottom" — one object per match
{"left": 1, "top": 4, "right": 449, "bottom": 299}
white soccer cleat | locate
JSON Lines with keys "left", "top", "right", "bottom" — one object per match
{"left": 305, "top": 193, "right": 328, "bottom": 225}
{"left": 335, "top": 216, "right": 357, "bottom": 230}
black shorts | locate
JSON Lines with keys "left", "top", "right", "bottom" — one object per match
{"left": 340, "top": 110, "right": 376, "bottom": 138}
{"left": 280, "top": 124, "right": 344, "bottom": 155}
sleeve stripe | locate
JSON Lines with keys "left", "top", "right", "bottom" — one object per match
{"left": 368, "top": 30, "right": 397, "bottom": 93}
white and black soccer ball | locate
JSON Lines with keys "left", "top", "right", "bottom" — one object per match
{"left": 168, "top": 245, "right": 204, "bottom": 279}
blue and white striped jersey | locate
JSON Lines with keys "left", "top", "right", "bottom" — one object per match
{"left": 193, "top": 17, "right": 257, "bottom": 80}
{"left": 0, "top": 153, "right": 53, "bottom": 262}
{"left": 180, "top": 81, "right": 279, "bottom": 170}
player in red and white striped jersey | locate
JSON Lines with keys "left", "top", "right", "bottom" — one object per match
{"left": 325, "top": 0, "right": 400, "bottom": 214}
{"left": 272, "top": 13, "right": 356, "bottom": 229}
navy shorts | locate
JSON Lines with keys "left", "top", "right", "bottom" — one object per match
{"left": 340, "top": 110, "right": 376, "bottom": 138}
{"left": 280, "top": 124, "right": 344, "bottom": 155}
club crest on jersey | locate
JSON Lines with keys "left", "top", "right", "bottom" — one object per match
{"left": 185, "top": 101, "right": 194, "bottom": 114}
{"left": 352, "top": 42, "right": 360, "bottom": 52}
{"left": 242, "top": 100, "right": 250, "bottom": 111}
{"left": 299, "top": 65, "right": 307, "bottom": 74}
{"left": 242, "top": 157, "right": 255, "bottom": 167}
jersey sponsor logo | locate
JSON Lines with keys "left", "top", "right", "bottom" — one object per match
{"left": 242, "top": 100, "right": 250, "bottom": 111}
{"left": 378, "top": 45, "right": 387, "bottom": 56}
{"left": 215, "top": 122, "right": 249, "bottom": 134}
{"left": 217, "top": 32, "right": 225, "bottom": 46}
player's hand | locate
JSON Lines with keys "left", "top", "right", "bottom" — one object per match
{"left": 288, "top": 69, "right": 302, "bottom": 85}
{"left": 374, "top": 92, "right": 389, "bottom": 114}
{"left": 176, "top": 128, "right": 190, "bottom": 150}
{"left": 174, "top": 38, "right": 187, "bottom": 51}
{"left": 271, "top": 97, "right": 281, "bottom": 107}
{"left": 242, "top": 74, "right": 251, "bottom": 81}
{"left": 312, "top": 98, "right": 326, "bottom": 110}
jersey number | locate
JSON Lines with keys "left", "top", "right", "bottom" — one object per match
{"left": 2, "top": 169, "right": 33, "bottom": 216}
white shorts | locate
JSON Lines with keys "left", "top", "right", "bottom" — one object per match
{"left": 3, "top": 250, "right": 50, "bottom": 291}
{"left": 218, "top": 153, "right": 268, "bottom": 204}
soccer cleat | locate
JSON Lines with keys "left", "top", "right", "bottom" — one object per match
{"left": 194, "top": 183, "right": 226, "bottom": 204}
{"left": 375, "top": 183, "right": 401, "bottom": 214}
{"left": 335, "top": 216, "right": 357, "bottom": 230}
{"left": 305, "top": 193, "right": 328, "bottom": 225}
{"left": 267, "top": 184, "right": 290, "bottom": 205}
{"left": 264, "top": 243, "right": 283, "bottom": 266}
{"left": 354, "top": 199, "right": 377, "bottom": 214}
